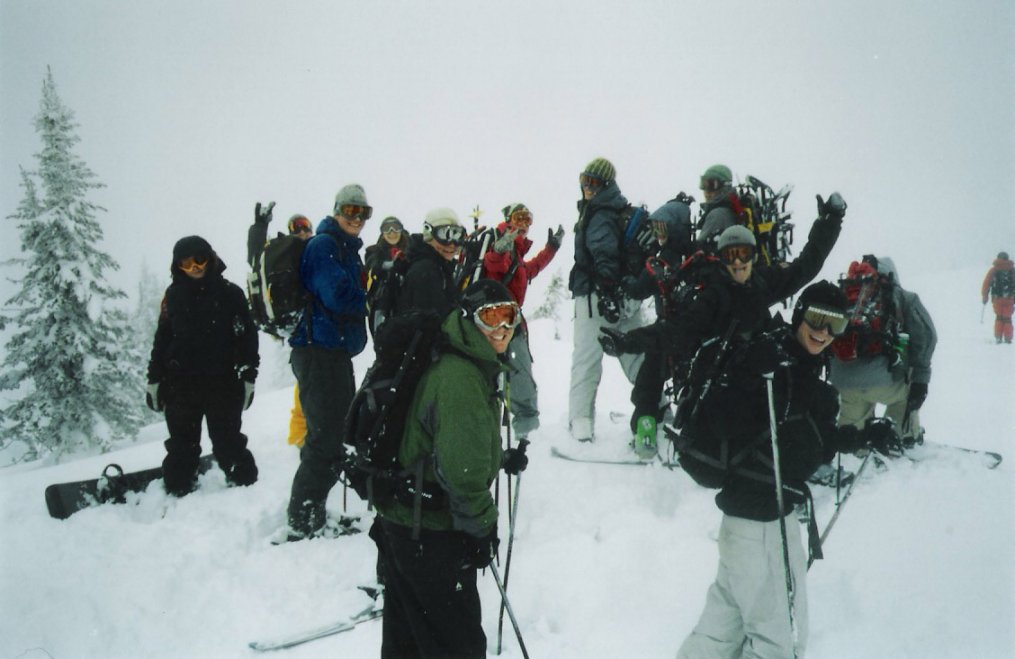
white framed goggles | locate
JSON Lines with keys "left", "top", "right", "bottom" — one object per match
{"left": 472, "top": 301, "right": 521, "bottom": 332}
{"left": 426, "top": 222, "right": 466, "bottom": 246}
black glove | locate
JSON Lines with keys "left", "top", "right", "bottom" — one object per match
{"left": 621, "top": 275, "right": 641, "bottom": 298}
{"left": 461, "top": 529, "right": 499, "bottom": 571}
{"left": 254, "top": 201, "right": 275, "bottom": 226}
{"left": 596, "top": 289, "right": 621, "bottom": 323}
{"left": 816, "top": 192, "right": 846, "bottom": 223}
{"left": 502, "top": 439, "right": 529, "bottom": 475}
{"left": 145, "top": 381, "right": 164, "bottom": 413}
{"left": 547, "top": 225, "right": 565, "bottom": 251}
{"left": 907, "top": 382, "right": 928, "bottom": 412}
{"left": 863, "top": 417, "right": 902, "bottom": 456}
{"left": 599, "top": 327, "right": 635, "bottom": 356}
{"left": 743, "top": 333, "right": 789, "bottom": 375}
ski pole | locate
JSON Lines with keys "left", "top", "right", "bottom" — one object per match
{"left": 980, "top": 302, "right": 986, "bottom": 324}
{"left": 489, "top": 562, "right": 529, "bottom": 659}
{"left": 810, "top": 448, "right": 874, "bottom": 569}
{"left": 764, "top": 373, "right": 800, "bottom": 659}
{"left": 497, "top": 472, "right": 522, "bottom": 655}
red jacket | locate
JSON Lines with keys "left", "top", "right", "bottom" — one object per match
{"left": 482, "top": 222, "right": 558, "bottom": 307}
{"left": 981, "top": 257, "right": 1015, "bottom": 302}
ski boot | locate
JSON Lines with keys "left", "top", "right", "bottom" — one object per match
{"left": 631, "top": 415, "right": 658, "bottom": 460}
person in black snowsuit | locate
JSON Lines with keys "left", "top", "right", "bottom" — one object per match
{"left": 147, "top": 235, "right": 260, "bottom": 496}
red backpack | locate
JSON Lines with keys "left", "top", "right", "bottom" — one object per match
{"left": 830, "top": 260, "right": 901, "bottom": 362}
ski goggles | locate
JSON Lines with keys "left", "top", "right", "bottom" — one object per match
{"left": 339, "top": 204, "right": 373, "bottom": 221}
{"left": 473, "top": 302, "right": 521, "bottom": 332}
{"left": 579, "top": 174, "right": 603, "bottom": 190}
{"left": 178, "top": 255, "right": 209, "bottom": 273}
{"left": 510, "top": 211, "right": 533, "bottom": 227}
{"left": 801, "top": 304, "right": 849, "bottom": 336}
{"left": 700, "top": 178, "right": 724, "bottom": 193}
{"left": 427, "top": 223, "right": 467, "bottom": 246}
{"left": 288, "top": 217, "right": 313, "bottom": 234}
{"left": 719, "top": 244, "right": 755, "bottom": 265}
{"left": 381, "top": 225, "right": 403, "bottom": 235}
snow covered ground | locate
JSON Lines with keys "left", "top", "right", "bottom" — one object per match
{"left": 1, "top": 263, "right": 1012, "bottom": 659}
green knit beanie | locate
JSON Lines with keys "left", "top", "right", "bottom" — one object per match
{"left": 701, "top": 164, "right": 733, "bottom": 184}
{"left": 582, "top": 157, "right": 616, "bottom": 183}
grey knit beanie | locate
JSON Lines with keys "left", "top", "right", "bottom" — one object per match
{"left": 422, "top": 207, "right": 461, "bottom": 241}
{"left": 333, "top": 184, "right": 369, "bottom": 213}
{"left": 716, "top": 225, "right": 756, "bottom": 251}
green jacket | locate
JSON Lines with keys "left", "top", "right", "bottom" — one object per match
{"left": 376, "top": 311, "right": 507, "bottom": 537}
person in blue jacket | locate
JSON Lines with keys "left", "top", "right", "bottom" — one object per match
{"left": 285, "top": 183, "right": 370, "bottom": 540}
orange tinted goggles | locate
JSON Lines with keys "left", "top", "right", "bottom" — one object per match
{"left": 340, "top": 204, "right": 373, "bottom": 220}
{"left": 178, "top": 255, "right": 209, "bottom": 272}
{"left": 510, "top": 211, "right": 533, "bottom": 227}
{"left": 474, "top": 302, "right": 521, "bottom": 332}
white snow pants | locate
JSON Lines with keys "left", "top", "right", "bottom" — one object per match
{"left": 567, "top": 292, "right": 645, "bottom": 438}
{"left": 677, "top": 514, "right": 808, "bottom": 659}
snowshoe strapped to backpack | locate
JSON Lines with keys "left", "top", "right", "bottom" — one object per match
{"left": 991, "top": 267, "right": 1014, "bottom": 298}
{"left": 342, "top": 310, "right": 450, "bottom": 509}
{"left": 453, "top": 226, "right": 497, "bottom": 290}
{"left": 830, "top": 258, "right": 901, "bottom": 362}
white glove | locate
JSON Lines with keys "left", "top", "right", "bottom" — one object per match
{"left": 145, "top": 382, "right": 164, "bottom": 412}
{"left": 242, "top": 381, "right": 256, "bottom": 411}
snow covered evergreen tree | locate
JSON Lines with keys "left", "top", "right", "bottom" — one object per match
{"left": 131, "top": 261, "right": 166, "bottom": 425}
{"left": 529, "top": 269, "right": 566, "bottom": 339}
{"left": 0, "top": 68, "right": 144, "bottom": 461}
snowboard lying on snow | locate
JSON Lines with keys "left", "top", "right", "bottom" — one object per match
{"left": 45, "top": 454, "right": 216, "bottom": 519}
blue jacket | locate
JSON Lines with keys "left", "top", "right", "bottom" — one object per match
{"left": 289, "top": 216, "right": 367, "bottom": 354}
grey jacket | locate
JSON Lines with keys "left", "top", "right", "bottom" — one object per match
{"left": 829, "top": 257, "right": 937, "bottom": 389}
{"left": 696, "top": 184, "right": 738, "bottom": 249}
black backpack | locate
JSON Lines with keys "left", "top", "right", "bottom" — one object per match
{"left": 454, "top": 226, "right": 498, "bottom": 289}
{"left": 992, "top": 268, "right": 1014, "bottom": 298}
{"left": 343, "top": 310, "right": 451, "bottom": 509}
{"left": 618, "top": 204, "right": 656, "bottom": 278}
{"left": 247, "top": 233, "right": 313, "bottom": 338}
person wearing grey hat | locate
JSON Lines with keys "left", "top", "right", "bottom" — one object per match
{"left": 829, "top": 256, "right": 937, "bottom": 445}
{"left": 695, "top": 163, "right": 740, "bottom": 251}
{"left": 568, "top": 157, "right": 648, "bottom": 443}
{"left": 283, "top": 184, "right": 370, "bottom": 541}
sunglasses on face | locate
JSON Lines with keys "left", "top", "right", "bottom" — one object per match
{"left": 290, "top": 222, "right": 313, "bottom": 234}
{"left": 428, "top": 223, "right": 466, "bottom": 246}
{"left": 579, "top": 174, "right": 603, "bottom": 190}
{"left": 473, "top": 302, "right": 521, "bottom": 332}
{"left": 700, "top": 178, "right": 724, "bottom": 193}
{"left": 719, "top": 244, "right": 755, "bottom": 265}
{"left": 382, "top": 226, "right": 402, "bottom": 235}
{"left": 510, "top": 212, "right": 533, "bottom": 227}
{"left": 178, "top": 255, "right": 209, "bottom": 272}
{"left": 340, "top": 204, "right": 373, "bottom": 221}
{"left": 801, "top": 305, "right": 849, "bottom": 336}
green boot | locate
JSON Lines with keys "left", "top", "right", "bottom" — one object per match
{"left": 633, "top": 415, "right": 658, "bottom": 460}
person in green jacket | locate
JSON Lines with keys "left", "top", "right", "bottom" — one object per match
{"left": 374, "top": 279, "right": 527, "bottom": 659}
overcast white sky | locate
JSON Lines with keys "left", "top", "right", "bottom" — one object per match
{"left": 2, "top": 0, "right": 1013, "bottom": 300}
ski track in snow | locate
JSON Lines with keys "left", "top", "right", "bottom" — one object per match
{"left": 1, "top": 266, "right": 1013, "bottom": 658}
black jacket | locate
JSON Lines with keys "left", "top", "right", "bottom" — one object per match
{"left": 684, "top": 324, "right": 857, "bottom": 521}
{"left": 147, "top": 257, "right": 259, "bottom": 383}
{"left": 628, "top": 213, "right": 842, "bottom": 360}
{"left": 394, "top": 233, "right": 461, "bottom": 319}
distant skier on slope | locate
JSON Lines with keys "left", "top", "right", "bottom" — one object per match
{"left": 982, "top": 251, "right": 1014, "bottom": 344}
